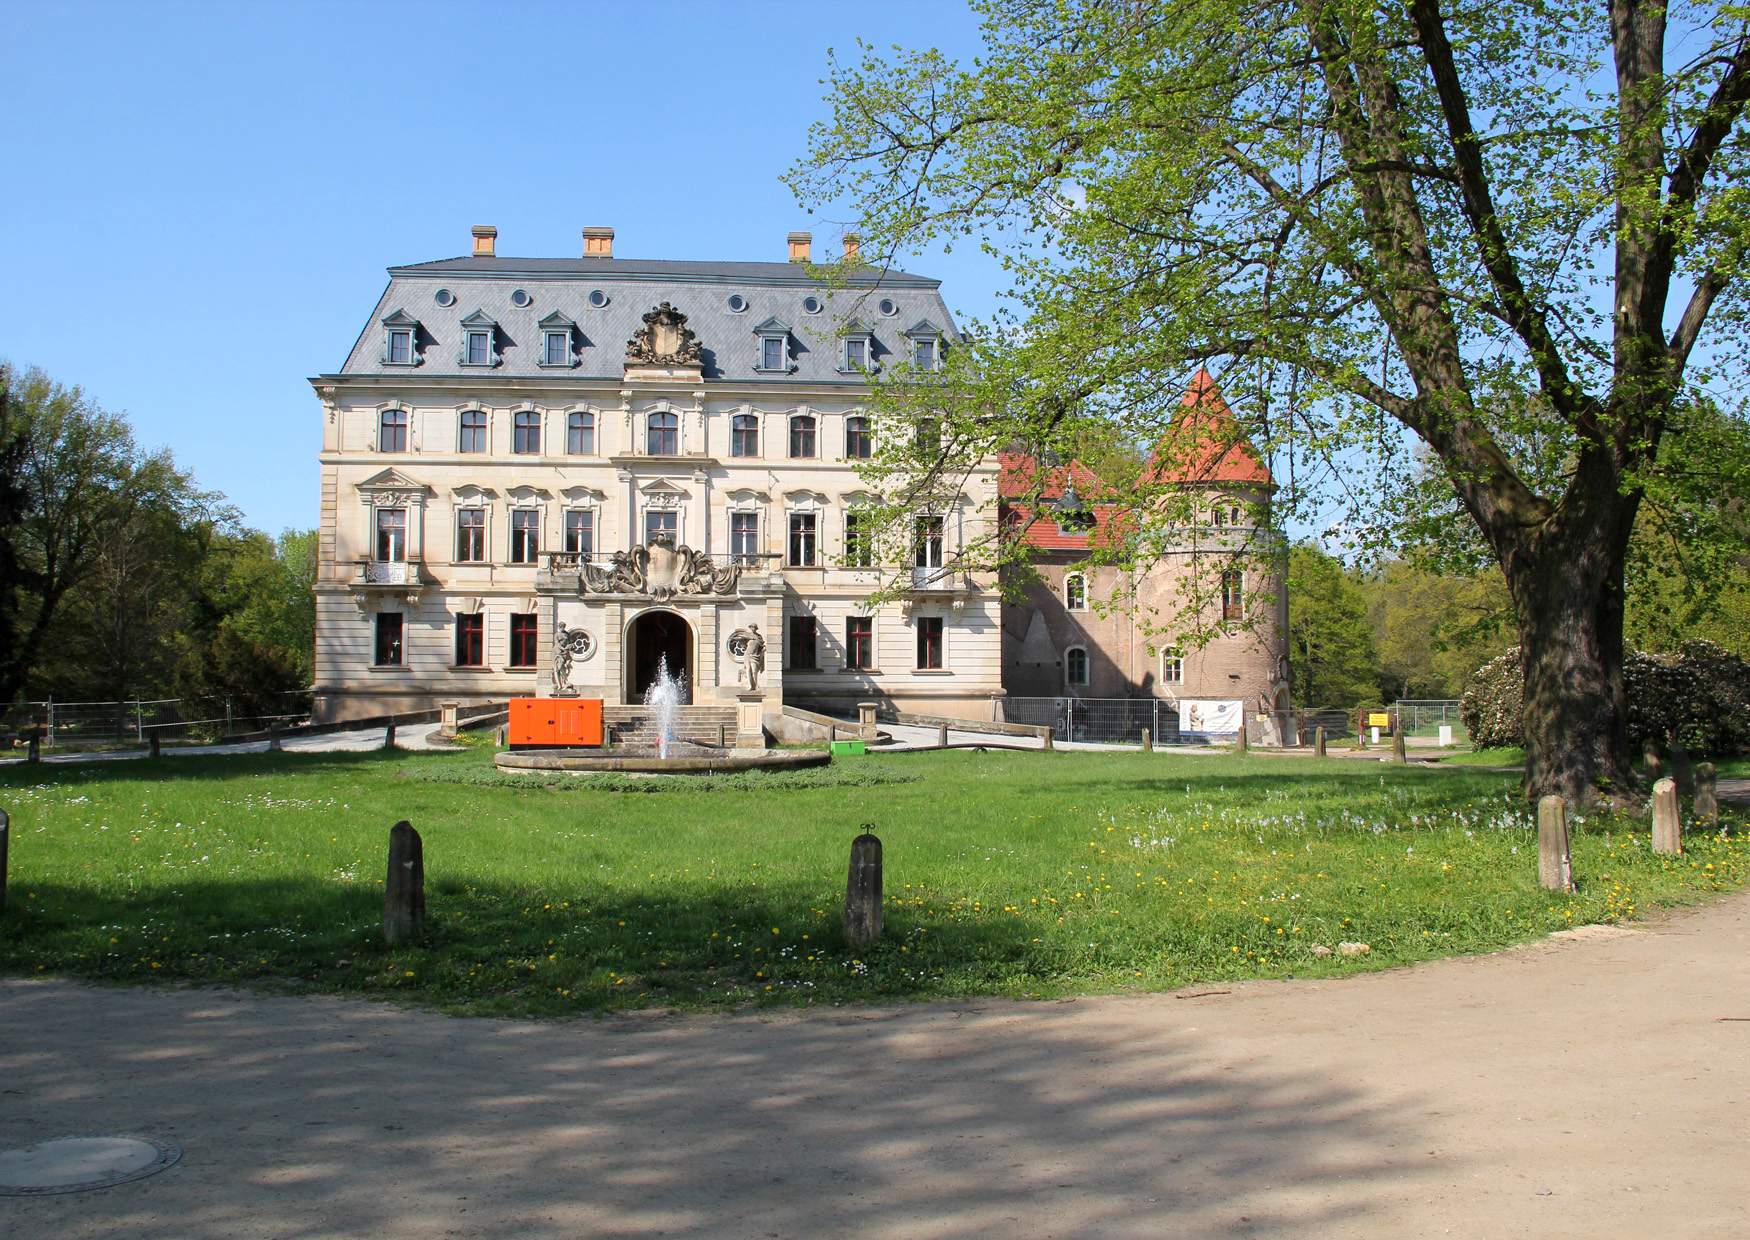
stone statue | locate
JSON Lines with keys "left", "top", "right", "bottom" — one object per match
{"left": 726, "top": 624, "right": 766, "bottom": 690}
{"left": 551, "top": 622, "right": 596, "bottom": 695}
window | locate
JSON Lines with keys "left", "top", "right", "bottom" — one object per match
{"left": 788, "top": 512, "right": 817, "bottom": 567}
{"left": 455, "top": 508, "right": 485, "bottom": 562}
{"left": 508, "top": 614, "right": 537, "bottom": 668}
{"left": 730, "top": 511, "right": 759, "bottom": 564}
{"left": 1066, "top": 647, "right": 1089, "bottom": 687}
{"left": 647, "top": 410, "right": 678, "bottom": 455}
{"left": 762, "top": 336, "right": 785, "bottom": 371}
{"left": 904, "top": 321, "right": 944, "bottom": 372}
{"left": 510, "top": 510, "right": 540, "bottom": 564}
{"left": 912, "top": 337, "right": 936, "bottom": 371}
{"left": 644, "top": 509, "right": 678, "bottom": 545}
{"left": 375, "top": 508, "right": 406, "bottom": 562}
{"left": 538, "top": 313, "right": 577, "bottom": 368}
{"left": 387, "top": 329, "right": 413, "bottom": 365}
{"left": 842, "top": 336, "right": 869, "bottom": 372}
{"left": 564, "top": 509, "right": 594, "bottom": 556}
{"left": 455, "top": 613, "right": 484, "bottom": 667}
{"left": 1065, "top": 572, "right": 1087, "bottom": 611}
{"left": 914, "top": 516, "right": 944, "bottom": 569}
{"left": 374, "top": 612, "right": 404, "bottom": 667}
{"left": 787, "top": 615, "right": 818, "bottom": 670}
{"left": 378, "top": 408, "right": 408, "bottom": 453}
{"left": 1221, "top": 570, "right": 1244, "bottom": 621}
{"left": 1162, "top": 648, "right": 1184, "bottom": 685}
{"left": 753, "top": 317, "right": 791, "bottom": 372}
{"left": 845, "top": 511, "right": 874, "bottom": 568}
{"left": 512, "top": 410, "right": 541, "bottom": 455}
{"left": 845, "top": 414, "right": 872, "bottom": 459}
{"left": 731, "top": 414, "right": 759, "bottom": 458}
{"left": 789, "top": 414, "right": 816, "bottom": 458}
{"left": 916, "top": 616, "right": 944, "bottom": 670}
{"left": 458, "top": 409, "right": 486, "bottom": 453}
{"left": 465, "top": 330, "right": 490, "bottom": 366}
{"left": 566, "top": 410, "right": 595, "bottom": 455}
{"left": 845, "top": 616, "right": 873, "bottom": 670}
{"left": 916, "top": 416, "right": 941, "bottom": 459}
{"left": 544, "top": 331, "right": 569, "bottom": 367}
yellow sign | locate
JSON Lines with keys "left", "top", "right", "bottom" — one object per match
{"left": 1367, "top": 712, "right": 1391, "bottom": 727}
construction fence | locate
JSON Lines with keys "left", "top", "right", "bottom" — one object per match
{"left": 1, "top": 691, "right": 316, "bottom": 750}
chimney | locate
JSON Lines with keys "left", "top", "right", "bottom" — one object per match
{"left": 787, "top": 230, "right": 813, "bottom": 263}
{"left": 842, "top": 232, "right": 861, "bottom": 262}
{"left": 471, "top": 225, "right": 497, "bottom": 258}
{"left": 582, "top": 226, "right": 614, "bottom": 258}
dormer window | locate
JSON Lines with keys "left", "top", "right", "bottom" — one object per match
{"left": 752, "top": 317, "right": 794, "bottom": 374}
{"left": 380, "top": 309, "right": 421, "bottom": 367}
{"left": 837, "top": 319, "right": 876, "bottom": 373}
{"left": 537, "top": 311, "right": 577, "bottom": 369}
{"left": 458, "top": 310, "right": 500, "bottom": 368}
{"left": 904, "top": 320, "right": 943, "bottom": 373}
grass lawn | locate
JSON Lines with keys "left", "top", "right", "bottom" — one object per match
{"left": 1, "top": 745, "right": 1744, "bottom": 1017}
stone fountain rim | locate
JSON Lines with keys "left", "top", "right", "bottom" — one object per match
{"left": 494, "top": 748, "right": 830, "bottom": 775}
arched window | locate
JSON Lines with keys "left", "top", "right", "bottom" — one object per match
{"left": 1064, "top": 572, "right": 1087, "bottom": 611}
{"left": 1065, "top": 647, "right": 1089, "bottom": 687}
{"left": 789, "top": 414, "right": 816, "bottom": 459}
{"left": 567, "top": 410, "right": 595, "bottom": 455}
{"left": 731, "top": 413, "right": 759, "bottom": 458}
{"left": 457, "top": 409, "right": 486, "bottom": 453}
{"left": 844, "top": 414, "right": 872, "bottom": 459}
{"left": 512, "top": 410, "right": 541, "bottom": 455}
{"left": 647, "top": 410, "right": 679, "bottom": 455}
{"left": 378, "top": 408, "right": 408, "bottom": 453}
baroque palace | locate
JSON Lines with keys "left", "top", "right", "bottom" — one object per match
{"left": 309, "top": 226, "right": 1288, "bottom": 735}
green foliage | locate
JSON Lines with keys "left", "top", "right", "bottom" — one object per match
{"left": 2, "top": 747, "right": 1744, "bottom": 1015}
{"left": 1287, "top": 544, "right": 1378, "bottom": 707}
{"left": 1363, "top": 560, "right": 1513, "bottom": 699}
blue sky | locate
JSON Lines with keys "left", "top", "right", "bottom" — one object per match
{"left": 1, "top": 1, "right": 998, "bottom": 535}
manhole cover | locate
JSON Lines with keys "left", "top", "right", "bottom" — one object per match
{"left": 0, "top": 1135, "right": 182, "bottom": 1196}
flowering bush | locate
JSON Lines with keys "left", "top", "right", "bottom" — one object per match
{"left": 1461, "top": 640, "right": 1750, "bottom": 755}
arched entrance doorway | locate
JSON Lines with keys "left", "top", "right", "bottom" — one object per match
{"left": 626, "top": 610, "right": 693, "bottom": 701}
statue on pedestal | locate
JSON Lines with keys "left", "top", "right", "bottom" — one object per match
{"left": 726, "top": 624, "right": 766, "bottom": 690}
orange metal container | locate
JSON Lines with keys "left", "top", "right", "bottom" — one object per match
{"left": 509, "top": 698, "right": 603, "bottom": 748}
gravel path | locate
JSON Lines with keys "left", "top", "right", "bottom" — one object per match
{"left": 3, "top": 890, "right": 1747, "bottom": 1238}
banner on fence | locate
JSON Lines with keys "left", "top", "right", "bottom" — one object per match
{"left": 1181, "top": 699, "right": 1243, "bottom": 736}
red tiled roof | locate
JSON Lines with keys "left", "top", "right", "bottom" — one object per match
{"left": 999, "top": 370, "right": 1269, "bottom": 550}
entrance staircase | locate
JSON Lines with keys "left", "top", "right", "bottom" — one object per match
{"left": 604, "top": 704, "right": 738, "bottom": 746}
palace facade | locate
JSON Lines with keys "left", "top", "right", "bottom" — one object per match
{"left": 310, "top": 227, "right": 1288, "bottom": 736}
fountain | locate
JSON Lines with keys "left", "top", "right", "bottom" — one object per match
{"left": 643, "top": 655, "right": 684, "bottom": 760}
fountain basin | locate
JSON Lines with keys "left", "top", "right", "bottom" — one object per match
{"left": 494, "top": 747, "right": 829, "bottom": 775}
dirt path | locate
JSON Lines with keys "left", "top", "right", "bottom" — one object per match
{"left": 4, "top": 892, "right": 1748, "bottom": 1239}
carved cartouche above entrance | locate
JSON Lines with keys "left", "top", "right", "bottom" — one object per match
{"left": 625, "top": 302, "right": 703, "bottom": 368}
{"left": 580, "top": 535, "right": 739, "bottom": 602}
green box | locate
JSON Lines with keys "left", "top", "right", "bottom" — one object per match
{"left": 830, "top": 740, "right": 867, "bottom": 756}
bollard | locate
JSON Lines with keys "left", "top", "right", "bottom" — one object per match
{"left": 384, "top": 820, "right": 425, "bottom": 945}
{"left": 1141, "top": 728, "right": 1152, "bottom": 753}
{"left": 858, "top": 701, "right": 878, "bottom": 742}
{"left": 268, "top": 723, "right": 282, "bottom": 752}
{"left": 149, "top": 733, "right": 161, "bottom": 759}
{"left": 0, "top": 807, "right": 8, "bottom": 915}
{"left": 843, "top": 829, "right": 883, "bottom": 948}
{"left": 1651, "top": 777, "right": 1682, "bottom": 855}
{"left": 1537, "top": 795, "right": 1574, "bottom": 892}
{"left": 27, "top": 732, "right": 39, "bottom": 764}
{"left": 497, "top": 722, "right": 509, "bottom": 748}
{"left": 1694, "top": 762, "right": 1719, "bottom": 829}
{"left": 1392, "top": 727, "right": 1407, "bottom": 764}
{"left": 384, "top": 719, "right": 397, "bottom": 751}
{"left": 937, "top": 723, "right": 948, "bottom": 749}
{"left": 1314, "top": 726, "right": 1326, "bottom": 758}
{"left": 1235, "top": 722, "right": 1248, "bottom": 754}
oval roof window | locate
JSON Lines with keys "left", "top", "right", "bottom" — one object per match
{"left": 878, "top": 297, "right": 898, "bottom": 317}
{"left": 587, "top": 289, "right": 609, "bottom": 308}
{"left": 435, "top": 288, "right": 456, "bottom": 307}
{"left": 727, "top": 294, "right": 748, "bottom": 313}
{"left": 511, "top": 289, "right": 532, "bottom": 307}
{"left": 802, "top": 295, "right": 823, "bottom": 314}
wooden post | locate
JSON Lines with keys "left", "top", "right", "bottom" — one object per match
{"left": 717, "top": 723, "right": 727, "bottom": 747}
{"left": 1235, "top": 718, "right": 1249, "bottom": 754}
{"left": 1537, "top": 795, "right": 1574, "bottom": 892}
{"left": 0, "top": 807, "right": 9, "bottom": 915}
{"left": 1314, "top": 726, "right": 1327, "bottom": 758}
{"left": 1651, "top": 777, "right": 1682, "bottom": 856}
{"left": 149, "top": 733, "right": 161, "bottom": 759}
{"left": 843, "top": 829, "right": 883, "bottom": 948}
{"left": 1141, "top": 728, "right": 1152, "bottom": 753}
{"left": 1694, "top": 762, "right": 1719, "bottom": 829}
{"left": 1041, "top": 726, "right": 1054, "bottom": 752}
{"left": 1670, "top": 742, "right": 1693, "bottom": 798}
{"left": 26, "top": 731, "right": 39, "bottom": 764}
{"left": 937, "top": 722, "right": 948, "bottom": 749}
{"left": 383, "top": 719, "right": 397, "bottom": 751}
{"left": 383, "top": 820, "right": 425, "bottom": 945}
{"left": 1392, "top": 726, "right": 1407, "bottom": 764}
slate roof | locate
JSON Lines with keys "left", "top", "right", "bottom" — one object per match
{"left": 331, "top": 254, "right": 957, "bottom": 383}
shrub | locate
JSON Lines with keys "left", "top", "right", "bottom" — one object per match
{"left": 1461, "top": 640, "right": 1750, "bottom": 756}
